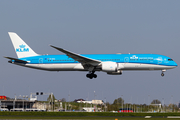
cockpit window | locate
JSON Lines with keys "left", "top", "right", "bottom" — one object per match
{"left": 168, "top": 59, "right": 173, "bottom": 61}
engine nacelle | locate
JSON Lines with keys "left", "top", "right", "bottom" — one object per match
{"left": 107, "top": 70, "right": 122, "bottom": 75}
{"left": 102, "top": 62, "right": 118, "bottom": 72}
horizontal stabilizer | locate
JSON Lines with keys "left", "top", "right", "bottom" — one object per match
{"left": 4, "top": 56, "right": 28, "bottom": 63}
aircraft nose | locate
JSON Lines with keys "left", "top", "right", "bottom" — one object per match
{"left": 174, "top": 61, "right": 178, "bottom": 67}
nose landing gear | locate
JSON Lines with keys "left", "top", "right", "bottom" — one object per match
{"left": 161, "top": 69, "right": 166, "bottom": 77}
{"left": 161, "top": 73, "right": 164, "bottom": 77}
{"left": 86, "top": 71, "right": 97, "bottom": 79}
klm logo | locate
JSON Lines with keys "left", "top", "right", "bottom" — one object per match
{"left": 16, "top": 44, "right": 29, "bottom": 52}
{"left": 130, "top": 55, "right": 138, "bottom": 59}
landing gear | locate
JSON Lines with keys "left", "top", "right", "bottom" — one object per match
{"left": 86, "top": 71, "right": 97, "bottom": 79}
{"left": 161, "top": 73, "right": 164, "bottom": 77}
{"left": 161, "top": 69, "right": 166, "bottom": 77}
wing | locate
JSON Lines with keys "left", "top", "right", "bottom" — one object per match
{"left": 50, "top": 45, "right": 101, "bottom": 66}
{"left": 4, "top": 56, "right": 28, "bottom": 63}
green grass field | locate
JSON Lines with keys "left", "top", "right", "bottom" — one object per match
{"left": 0, "top": 116, "right": 178, "bottom": 120}
{"left": 0, "top": 112, "right": 180, "bottom": 119}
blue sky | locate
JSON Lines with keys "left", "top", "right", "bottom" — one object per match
{"left": 1, "top": 0, "right": 180, "bottom": 105}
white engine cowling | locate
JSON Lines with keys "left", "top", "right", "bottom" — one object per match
{"left": 102, "top": 62, "right": 118, "bottom": 72}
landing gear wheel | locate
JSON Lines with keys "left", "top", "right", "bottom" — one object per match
{"left": 86, "top": 74, "right": 90, "bottom": 78}
{"left": 93, "top": 74, "right": 97, "bottom": 78}
{"left": 86, "top": 73, "right": 97, "bottom": 79}
{"left": 161, "top": 73, "right": 164, "bottom": 77}
{"left": 86, "top": 74, "right": 93, "bottom": 79}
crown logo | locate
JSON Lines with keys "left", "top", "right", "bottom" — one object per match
{"left": 19, "top": 44, "right": 26, "bottom": 48}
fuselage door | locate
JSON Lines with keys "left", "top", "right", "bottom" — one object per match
{"left": 124, "top": 57, "right": 129, "bottom": 63}
{"left": 39, "top": 58, "right": 43, "bottom": 64}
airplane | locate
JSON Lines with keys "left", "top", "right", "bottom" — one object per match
{"left": 5, "top": 32, "right": 178, "bottom": 79}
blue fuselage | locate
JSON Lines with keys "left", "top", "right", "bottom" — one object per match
{"left": 20, "top": 54, "right": 177, "bottom": 67}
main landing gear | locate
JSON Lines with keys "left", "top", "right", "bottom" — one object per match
{"left": 86, "top": 71, "right": 97, "bottom": 79}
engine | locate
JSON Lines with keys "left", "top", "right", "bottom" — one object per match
{"left": 101, "top": 62, "right": 118, "bottom": 72}
{"left": 107, "top": 70, "right": 122, "bottom": 75}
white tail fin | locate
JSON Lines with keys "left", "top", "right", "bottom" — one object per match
{"left": 8, "top": 32, "right": 38, "bottom": 58}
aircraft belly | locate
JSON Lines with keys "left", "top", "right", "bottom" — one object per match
{"left": 25, "top": 63, "right": 85, "bottom": 71}
{"left": 122, "top": 63, "right": 175, "bottom": 70}
{"left": 15, "top": 62, "right": 176, "bottom": 72}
